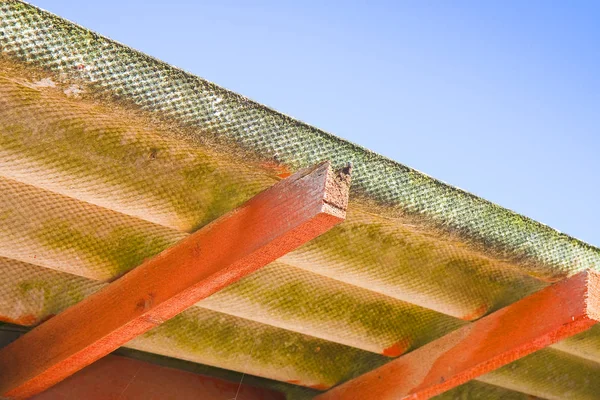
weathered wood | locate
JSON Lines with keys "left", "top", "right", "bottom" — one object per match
{"left": 0, "top": 161, "right": 350, "bottom": 399}
{"left": 316, "top": 270, "right": 600, "bottom": 400}
{"left": 31, "top": 354, "right": 285, "bottom": 400}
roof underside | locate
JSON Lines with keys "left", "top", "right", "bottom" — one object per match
{"left": 1, "top": 1, "right": 600, "bottom": 399}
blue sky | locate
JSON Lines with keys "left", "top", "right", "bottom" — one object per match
{"left": 32, "top": 1, "right": 600, "bottom": 246}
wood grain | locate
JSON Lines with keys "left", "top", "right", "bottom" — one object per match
{"left": 316, "top": 270, "right": 600, "bottom": 400}
{"left": 0, "top": 161, "right": 350, "bottom": 399}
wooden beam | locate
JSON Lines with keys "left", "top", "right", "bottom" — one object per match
{"left": 316, "top": 270, "right": 600, "bottom": 400}
{"left": 31, "top": 354, "right": 285, "bottom": 400}
{"left": 0, "top": 161, "right": 350, "bottom": 399}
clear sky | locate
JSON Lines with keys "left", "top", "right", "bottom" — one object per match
{"left": 31, "top": 1, "right": 600, "bottom": 246}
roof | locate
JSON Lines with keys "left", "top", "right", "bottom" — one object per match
{"left": 1, "top": 1, "right": 600, "bottom": 399}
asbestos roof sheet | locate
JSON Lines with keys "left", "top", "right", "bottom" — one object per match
{"left": 1, "top": 1, "right": 600, "bottom": 399}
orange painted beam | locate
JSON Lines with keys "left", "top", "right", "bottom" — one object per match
{"left": 316, "top": 270, "right": 600, "bottom": 400}
{"left": 31, "top": 354, "right": 284, "bottom": 400}
{"left": 0, "top": 161, "right": 350, "bottom": 399}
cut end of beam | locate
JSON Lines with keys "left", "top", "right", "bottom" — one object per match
{"left": 281, "top": 161, "right": 351, "bottom": 220}
{"left": 322, "top": 163, "right": 352, "bottom": 218}
{"left": 585, "top": 270, "right": 600, "bottom": 322}
{"left": 0, "top": 161, "right": 350, "bottom": 399}
{"left": 316, "top": 269, "right": 600, "bottom": 400}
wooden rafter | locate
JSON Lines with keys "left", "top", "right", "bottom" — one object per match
{"left": 316, "top": 270, "right": 600, "bottom": 400}
{"left": 0, "top": 161, "right": 350, "bottom": 399}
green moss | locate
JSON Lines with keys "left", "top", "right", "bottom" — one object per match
{"left": 553, "top": 324, "right": 600, "bottom": 362}
{"left": 17, "top": 278, "right": 91, "bottom": 316}
{"left": 481, "top": 349, "right": 600, "bottom": 399}
{"left": 143, "top": 309, "right": 387, "bottom": 387}
{"left": 215, "top": 265, "right": 463, "bottom": 350}
{"left": 296, "top": 215, "right": 544, "bottom": 318}
{"left": 17, "top": 280, "right": 52, "bottom": 302}
{"left": 0, "top": 80, "right": 272, "bottom": 231}
{"left": 36, "top": 219, "right": 177, "bottom": 276}
{"left": 66, "top": 287, "right": 86, "bottom": 304}
{"left": 433, "top": 380, "right": 534, "bottom": 400}
{"left": 0, "top": 209, "right": 12, "bottom": 221}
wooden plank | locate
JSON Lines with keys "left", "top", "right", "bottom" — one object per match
{"left": 316, "top": 270, "right": 600, "bottom": 400}
{"left": 30, "top": 354, "right": 285, "bottom": 400}
{"left": 0, "top": 161, "right": 350, "bottom": 399}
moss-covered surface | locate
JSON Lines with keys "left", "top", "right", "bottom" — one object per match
{"left": 17, "top": 279, "right": 84, "bottom": 311}
{"left": 285, "top": 209, "right": 547, "bottom": 319}
{"left": 479, "top": 348, "right": 600, "bottom": 400}
{"left": 1, "top": 258, "right": 600, "bottom": 399}
{"left": 1, "top": 258, "right": 387, "bottom": 390}
{"left": 0, "top": 175, "right": 184, "bottom": 280}
{"left": 0, "top": 41, "right": 574, "bottom": 324}
{"left": 0, "top": 173, "right": 455, "bottom": 357}
{"left": 36, "top": 219, "right": 176, "bottom": 277}
{"left": 129, "top": 308, "right": 388, "bottom": 389}
{"left": 552, "top": 324, "right": 600, "bottom": 364}
{"left": 202, "top": 261, "right": 464, "bottom": 354}
{"left": 0, "top": 322, "right": 318, "bottom": 400}
{"left": 433, "top": 380, "right": 540, "bottom": 400}
{"left": 0, "top": 75, "right": 274, "bottom": 231}
{"left": 0, "top": 256, "right": 103, "bottom": 324}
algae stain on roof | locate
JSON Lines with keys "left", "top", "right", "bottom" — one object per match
{"left": 0, "top": 72, "right": 275, "bottom": 232}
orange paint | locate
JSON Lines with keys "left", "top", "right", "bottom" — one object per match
{"left": 382, "top": 339, "right": 411, "bottom": 357}
{"left": 277, "top": 171, "right": 292, "bottom": 179}
{"left": 460, "top": 304, "right": 489, "bottom": 321}
{"left": 316, "top": 270, "right": 600, "bottom": 400}
{"left": 308, "top": 383, "right": 330, "bottom": 391}
{"left": 0, "top": 314, "right": 38, "bottom": 326}
{"left": 39, "top": 314, "right": 56, "bottom": 324}
{"left": 0, "top": 162, "right": 350, "bottom": 400}
{"left": 259, "top": 160, "right": 293, "bottom": 179}
{"left": 286, "top": 380, "right": 329, "bottom": 391}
